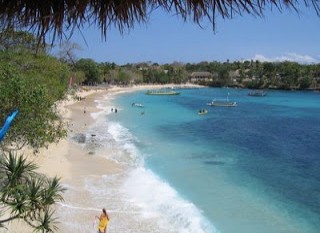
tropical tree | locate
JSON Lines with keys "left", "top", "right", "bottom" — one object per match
{"left": 98, "top": 62, "right": 118, "bottom": 84}
{"left": 0, "top": 62, "right": 67, "bottom": 152}
{"left": 0, "top": 152, "right": 65, "bottom": 232}
{"left": 75, "top": 58, "right": 100, "bottom": 84}
{"left": 0, "top": 31, "right": 68, "bottom": 232}
{"left": 218, "top": 66, "right": 231, "bottom": 86}
{"left": 0, "top": 30, "right": 70, "bottom": 101}
{"left": 0, "top": 29, "right": 44, "bottom": 53}
{"left": 277, "top": 61, "right": 300, "bottom": 89}
{"left": 57, "top": 41, "right": 82, "bottom": 66}
{"left": 116, "top": 70, "right": 131, "bottom": 85}
{"left": 69, "top": 70, "right": 86, "bottom": 86}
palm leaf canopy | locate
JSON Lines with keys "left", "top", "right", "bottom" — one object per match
{"left": 0, "top": 0, "right": 319, "bottom": 44}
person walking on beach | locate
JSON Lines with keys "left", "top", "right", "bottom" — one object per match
{"left": 96, "top": 208, "right": 110, "bottom": 233}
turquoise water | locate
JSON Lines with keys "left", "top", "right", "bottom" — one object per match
{"left": 105, "top": 88, "right": 320, "bottom": 233}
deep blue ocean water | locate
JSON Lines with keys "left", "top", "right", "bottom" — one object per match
{"left": 106, "top": 87, "right": 320, "bottom": 233}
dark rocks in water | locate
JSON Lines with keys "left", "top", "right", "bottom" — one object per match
{"left": 72, "top": 133, "right": 86, "bottom": 144}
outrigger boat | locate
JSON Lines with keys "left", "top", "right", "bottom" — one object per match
{"left": 145, "top": 89, "right": 180, "bottom": 95}
{"left": 207, "top": 99, "right": 237, "bottom": 107}
{"left": 248, "top": 90, "right": 267, "bottom": 97}
{"left": 132, "top": 103, "right": 144, "bottom": 108}
{"left": 207, "top": 94, "right": 237, "bottom": 107}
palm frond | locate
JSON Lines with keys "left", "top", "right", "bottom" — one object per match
{"left": 0, "top": 151, "right": 65, "bottom": 231}
{"left": 41, "top": 177, "right": 65, "bottom": 207}
{"left": 24, "top": 176, "right": 46, "bottom": 220}
{"left": 0, "top": 0, "right": 318, "bottom": 45}
{"left": 33, "top": 208, "right": 59, "bottom": 233}
{"left": 0, "top": 152, "right": 38, "bottom": 188}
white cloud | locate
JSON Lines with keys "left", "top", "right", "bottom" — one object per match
{"left": 252, "top": 53, "right": 320, "bottom": 64}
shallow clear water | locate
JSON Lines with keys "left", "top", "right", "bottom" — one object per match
{"left": 80, "top": 88, "right": 320, "bottom": 233}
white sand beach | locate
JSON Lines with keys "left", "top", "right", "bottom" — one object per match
{"left": 3, "top": 83, "right": 202, "bottom": 233}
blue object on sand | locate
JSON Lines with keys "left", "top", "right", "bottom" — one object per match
{"left": 0, "top": 110, "right": 18, "bottom": 142}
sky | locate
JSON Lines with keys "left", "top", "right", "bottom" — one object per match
{"left": 52, "top": 4, "right": 320, "bottom": 65}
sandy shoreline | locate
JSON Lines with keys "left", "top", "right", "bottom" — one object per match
{"left": 3, "top": 83, "right": 202, "bottom": 233}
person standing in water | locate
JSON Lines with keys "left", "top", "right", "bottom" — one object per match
{"left": 96, "top": 208, "right": 110, "bottom": 233}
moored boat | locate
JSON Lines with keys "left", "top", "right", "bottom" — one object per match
{"left": 248, "top": 90, "right": 267, "bottom": 97}
{"left": 132, "top": 103, "right": 144, "bottom": 107}
{"left": 207, "top": 93, "right": 237, "bottom": 107}
{"left": 145, "top": 89, "right": 180, "bottom": 95}
{"left": 207, "top": 99, "right": 237, "bottom": 107}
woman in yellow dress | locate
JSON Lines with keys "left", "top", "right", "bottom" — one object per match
{"left": 96, "top": 208, "right": 110, "bottom": 233}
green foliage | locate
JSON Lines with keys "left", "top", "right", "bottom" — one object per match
{"left": 75, "top": 58, "right": 100, "bottom": 84}
{"left": 0, "top": 29, "right": 44, "bottom": 53}
{"left": 0, "top": 30, "right": 68, "bottom": 232}
{"left": 0, "top": 31, "right": 69, "bottom": 151}
{"left": 117, "top": 70, "right": 131, "bottom": 85}
{"left": 0, "top": 64, "right": 67, "bottom": 152}
{"left": 75, "top": 58, "right": 320, "bottom": 90}
{"left": 0, "top": 51, "right": 70, "bottom": 101}
{"left": 0, "top": 152, "right": 65, "bottom": 232}
{"left": 72, "top": 57, "right": 320, "bottom": 89}
{"left": 142, "top": 69, "right": 167, "bottom": 84}
{"left": 70, "top": 71, "right": 86, "bottom": 85}
{"left": 141, "top": 65, "right": 185, "bottom": 84}
{"left": 299, "top": 76, "right": 312, "bottom": 89}
{"left": 184, "top": 60, "right": 320, "bottom": 89}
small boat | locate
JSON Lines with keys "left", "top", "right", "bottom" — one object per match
{"left": 207, "top": 93, "right": 237, "bottom": 107}
{"left": 198, "top": 109, "right": 208, "bottom": 115}
{"left": 145, "top": 89, "right": 180, "bottom": 95}
{"left": 248, "top": 90, "right": 267, "bottom": 97}
{"left": 132, "top": 103, "right": 144, "bottom": 108}
{"left": 207, "top": 99, "right": 237, "bottom": 107}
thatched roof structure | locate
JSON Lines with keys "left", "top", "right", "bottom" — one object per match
{"left": 0, "top": 0, "right": 319, "bottom": 44}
